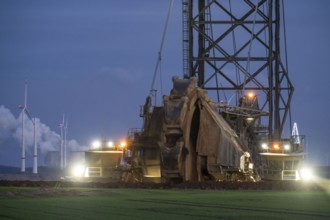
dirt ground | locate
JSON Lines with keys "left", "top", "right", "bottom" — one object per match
{"left": 0, "top": 180, "right": 324, "bottom": 191}
{"left": 0, "top": 188, "right": 88, "bottom": 198}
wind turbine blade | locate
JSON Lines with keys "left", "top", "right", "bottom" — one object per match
{"left": 60, "top": 115, "right": 65, "bottom": 170}
{"left": 65, "top": 118, "right": 68, "bottom": 129}
{"left": 20, "top": 81, "right": 28, "bottom": 173}
{"left": 24, "top": 80, "right": 28, "bottom": 109}
{"left": 64, "top": 117, "right": 68, "bottom": 168}
{"left": 24, "top": 109, "right": 33, "bottom": 122}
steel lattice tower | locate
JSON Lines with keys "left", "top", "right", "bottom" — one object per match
{"left": 182, "top": 0, "right": 294, "bottom": 141}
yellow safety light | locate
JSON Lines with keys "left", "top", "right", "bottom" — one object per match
{"left": 273, "top": 143, "right": 280, "bottom": 150}
{"left": 120, "top": 141, "right": 127, "bottom": 149}
{"left": 247, "top": 92, "right": 255, "bottom": 99}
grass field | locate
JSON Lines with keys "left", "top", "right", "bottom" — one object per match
{"left": 0, "top": 187, "right": 329, "bottom": 220}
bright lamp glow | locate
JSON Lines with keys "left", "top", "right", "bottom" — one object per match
{"left": 247, "top": 92, "right": 255, "bottom": 99}
{"left": 120, "top": 141, "right": 127, "bottom": 149}
{"left": 273, "top": 144, "right": 280, "bottom": 150}
{"left": 72, "top": 164, "right": 85, "bottom": 177}
{"left": 92, "top": 140, "right": 101, "bottom": 149}
{"left": 283, "top": 144, "right": 291, "bottom": 151}
{"left": 107, "top": 141, "right": 114, "bottom": 148}
{"left": 246, "top": 117, "right": 254, "bottom": 123}
{"left": 299, "top": 167, "right": 314, "bottom": 181}
{"left": 261, "top": 143, "right": 268, "bottom": 150}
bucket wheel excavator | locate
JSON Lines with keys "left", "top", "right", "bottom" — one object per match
{"left": 123, "top": 0, "right": 306, "bottom": 183}
{"left": 124, "top": 76, "right": 256, "bottom": 183}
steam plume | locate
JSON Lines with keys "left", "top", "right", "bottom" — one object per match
{"left": 0, "top": 105, "right": 85, "bottom": 166}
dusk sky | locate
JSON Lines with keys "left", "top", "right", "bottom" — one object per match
{"left": 0, "top": 0, "right": 329, "bottom": 167}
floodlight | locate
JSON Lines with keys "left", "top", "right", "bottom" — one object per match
{"left": 72, "top": 164, "right": 85, "bottom": 177}
{"left": 283, "top": 144, "right": 291, "bottom": 151}
{"left": 299, "top": 167, "right": 314, "bottom": 181}
{"left": 92, "top": 140, "right": 101, "bottom": 149}
{"left": 120, "top": 141, "right": 127, "bottom": 149}
{"left": 273, "top": 144, "right": 280, "bottom": 150}
{"left": 107, "top": 141, "right": 114, "bottom": 148}
{"left": 246, "top": 117, "right": 254, "bottom": 123}
{"left": 261, "top": 143, "right": 268, "bottom": 150}
{"left": 247, "top": 92, "right": 255, "bottom": 99}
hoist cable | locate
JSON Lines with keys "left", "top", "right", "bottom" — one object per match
{"left": 149, "top": 0, "right": 174, "bottom": 99}
{"left": 281, "top": 0, "right": 292, "bottom": 132}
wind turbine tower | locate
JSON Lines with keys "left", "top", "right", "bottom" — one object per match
{"left": 59, "top": 115, "right": 68, "bottom": 170}
{"left": 32, "top": 118, "right": 38, "bottom": 174}
{"left": 19, "top": 82, "right": 28, "bottom": 172}
{"left": 19, "top": 81, "right": 38, "bottom": 173}
{"left": 64, "top": 119, "right": 68, "bottom": 168}
{"left": 60, "top": 116, "right": 64, "bottom": 170}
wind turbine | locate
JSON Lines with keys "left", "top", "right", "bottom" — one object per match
{"left": 32, "top": 118, "right": 37, "bottom": 174}
{"left": 19, "top": 81, "right": 38, "bottom": 173}
{"left": 64, "top": 119, "right": 68, "bottom": 168}
{"left": 25, "top": 114, "right": 37, "bottom": 174}
{"left": 59, "top": 116, "right": 64, "bottom": 170}
{"left": 59, "top": 115, "right": 68, "bottom": 169}
{"left": 19, "top": 82, "right": 28, "bottom": 172}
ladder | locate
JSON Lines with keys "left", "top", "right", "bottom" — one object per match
{"left": 182, "top": 0, "right": 190, "bottom": 78}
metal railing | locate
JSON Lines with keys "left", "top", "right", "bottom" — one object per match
{"left": 86, "top": 167, "right": 102, "bottom": 177}
{"left": 281, "top": 170, "right": 298, "bottom": 180}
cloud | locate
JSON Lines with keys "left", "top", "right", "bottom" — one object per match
{"left": 0, "top": 105, "right": 19, "bottom": 141}
{"left": 12, "top": 113, "right": 61, "bottom": 154}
